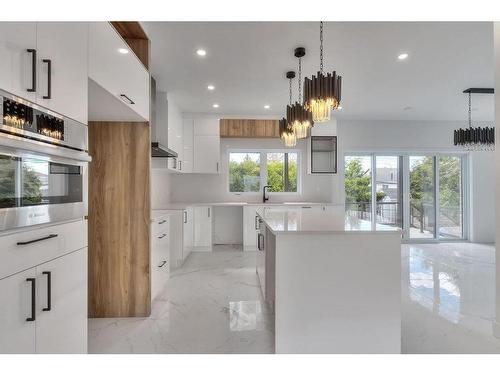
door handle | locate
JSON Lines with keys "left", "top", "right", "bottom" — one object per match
{"left": 120, "top": 94, "right": 135, "bottom": 104}
{"left": 179, "top": 161, "right": 182, "bottom": 170}
{"left": 17, "top": 234, "right": 58, "bottom": 246}
{"left": 257, "top": 233, "right": 264, "bottom": 251}
{"left": 183, "top": 210, "right": 187, "bottom": 223}
{"left": 42, "top": 59, "right": 51, "bottom": 99}
{"left": 216, "top": 162, "right": 219, "bottom": 172}
{"left": 26, "top": 278, "right": 36, "bottom": 321}
{"left": 27, "top": 49, "right": 36, "bottom": 92}
{"left": 159, "top": 260, "right": 167, "bottom": 268}
{"left": 42, "top": 271, "right": 51, "bottom": 312}
{"left": 208, "top": 207, "right": 211, "bottom": 218}
{"left": 158, "top": 220, "right": 167, "bottom": 225}
{"left": 158, "top": 233, "right": 167, "bottom": 239}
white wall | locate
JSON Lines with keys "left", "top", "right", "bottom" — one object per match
{"left": 213, "top": 206, "right": 243, "bottom": 244}
{"left": 337, "top": 119, "right": 496, "bottom": 243}
{"left": 170, "top": 137, "right": 337, "bottom": 203}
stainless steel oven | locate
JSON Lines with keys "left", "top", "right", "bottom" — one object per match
{"left": 0, "top": 90, "right": 89, "bottom": 232}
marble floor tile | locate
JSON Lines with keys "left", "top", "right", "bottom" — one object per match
{"left": 89, "top": 242, "right": 500, "bottom": 354}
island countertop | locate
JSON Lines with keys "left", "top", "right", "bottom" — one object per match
{"left": 256, "top": 205, "right": 402, "bottom": 235}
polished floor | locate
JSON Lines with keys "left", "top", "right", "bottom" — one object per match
{"left": 89, "top": 243, "right": 500, "bottom": 354}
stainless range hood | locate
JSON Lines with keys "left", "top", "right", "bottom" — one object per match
{"left": 151, "top": 142, "right": 177, "bottom": 157}
{"left": 150, "top": 77, "right": 177, "bottom": 158}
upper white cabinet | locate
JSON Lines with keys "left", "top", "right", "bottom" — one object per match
{"left": 36, "top": 22, "right": 88, "bottom": 124}
{"left": 193, "top": 118, "right": 219, "bottom": 136}
{"left": 89, "top": 22, "right": 149, "bottom": 121}
{"left": 0, "top": 22, "right": 37, "bottom": 102}
{"left": 167, "top": 94, "right": 183, "bottom": 164}
{"left": 182, "top": 119, "right": 194, "bottom": 173}
{"left": 194, "top": 135, "right": 220, "bottom": 174}
{"left": 0, "top": 22, "right": 88, "bottom": 124}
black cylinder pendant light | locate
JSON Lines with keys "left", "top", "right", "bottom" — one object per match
{"left": 303, "top": 21, "right": 342, "bottom": 123}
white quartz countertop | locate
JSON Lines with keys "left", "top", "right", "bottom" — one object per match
{"left": 152, "top": 202, "right": 330, "bottom": 212}
{"left": 257, "top": 205, "right": 402, "bottom": 235}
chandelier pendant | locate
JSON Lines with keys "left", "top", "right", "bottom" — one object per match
{"left": 303, "top": 21, "right": 342, "bottom": 123}
{"left": 280, "top": 71, "right": 298, "bottom": 147}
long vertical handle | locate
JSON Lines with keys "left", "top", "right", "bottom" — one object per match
{"left": 26, "top": 278, "right": 36, "bottom": 321}
{"left": 183, "top": 210, "right": 187, "bottom": 224}
{"left": 27, "top": 49, "right": 36, "bottom": 92}
{"left": 42, "top": 59, "right": 51, "bottom": 99}
{"left": 216, "top": 162, "right": 219, "bottom": 172}
{"left": 255, "top": 215, "right": 259, "bottom": 230}
{"left": 208, "top": 207, "right": 211, "bottom": 218}
{"left": 42, "top": 271, "right": 51, "bottom": 312}
{"left": 257, "top": 233, "right": 264, "bottom": 251}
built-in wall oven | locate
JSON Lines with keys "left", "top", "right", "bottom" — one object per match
{"left": 0, "top": 90, "right": 89, "bottom": 231}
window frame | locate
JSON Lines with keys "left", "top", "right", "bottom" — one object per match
{"left": 226, "top": 149, "right": 301, "bottom": 195}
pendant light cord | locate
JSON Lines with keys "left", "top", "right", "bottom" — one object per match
{"left": 298, "top": 57, "right": 302, "bottom": 103}
{"left": 468, "top": 92, "right": 472, "bottom": 128}
{"left": 289, "top": 77, "right": 293, "bottom": 105}
{"left": 320, "top": 21, "right": 324, "bottom": 74}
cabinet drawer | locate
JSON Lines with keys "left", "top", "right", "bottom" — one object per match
{"left": 0, "top": 220, "right": 87, "bottom": 280}
{"left": 152, "top": 217, "right": 169, "bottom": 236}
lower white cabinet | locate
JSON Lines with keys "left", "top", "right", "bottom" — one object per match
{"left": 193, "top": 206, "right": 213, "bottom": 251}
{"left": 151, "top": 217, "right": 170, "bottom": 301}
{"left": 243, "top": 206, "right": 262, "bottom": 251}
{"left": 183, "top": 208, "right": 194, "bottom": 260}
{"left": 0, "top": 247, "right": 87, "bottom": 354}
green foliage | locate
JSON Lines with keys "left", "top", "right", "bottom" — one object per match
{"left": 267, "top": 160, "right": 297, "bottom": 192}
{"left": 345, "top": 158, "right": 385, "bottom": 203}
{"left": 229, "top": 154, "right": 260, "bottom": 192}
{"left": 0, "top": 156, "right": 42, "bottom": 207}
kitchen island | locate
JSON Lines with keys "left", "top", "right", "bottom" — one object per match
{"left": 256, "top": 205, "right": 401, "bottom": 354}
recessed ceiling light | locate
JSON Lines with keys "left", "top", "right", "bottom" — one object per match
{"left": 118, "top": 48, "right": 129, "bottom": 54}
{"left": 398, "top": 53, "right": 409, "bottom": 60}
{"left": 264, "top": 105, "right": 270, "bottom": 109}
{"left": 196, "top": 49, "right": 207, "bottom": 57}
{"left": 207, "top": 85, "right": 215, "bottom": 91}
{"left": 212, "top": 103, "right": 219, "bottom": 108}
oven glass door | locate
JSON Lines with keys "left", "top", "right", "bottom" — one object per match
{"left": 0, "top": 154, "right": 83, "bottom": 209}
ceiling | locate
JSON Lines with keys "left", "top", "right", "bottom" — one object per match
{"left": 143, "top": 22, "right": 494, "bottom": 122}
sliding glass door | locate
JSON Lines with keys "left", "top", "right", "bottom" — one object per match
{"left": 409, "top": 156, "right": 436, "bottom": 239}
{"left": 344, "top": 153, "right": 467, "bottom": 241}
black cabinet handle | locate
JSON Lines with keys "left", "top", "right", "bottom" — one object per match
{"left": 158, "top": 220, "right": 167, "bottom": 225}
{"left": 42, "top": 59, "right": 51, "bottom": 99}
{"left": 159, "top": 260, "right": 167, "bottom": 268}
{"left": 257, "top": 233, "right": 264, "bottom": 251}
{"left": 120, "top": 94, "right": 135, "bottom": 104}
{"left": 27, "top": 49, "right": 36, "bottom": 92}
{"left": 26, "top": 278, "right": 36, "bottom": 322}
{"left": 208, "top": 207, "right": 211, "bottom": 218}
{"left": 17, "top": 234, "right": 58, "bottom": 246}
{"left": 158, "top": 233, "right": 167, "bottom": 239}
{"left": 183, "top": 211, "right": 187, "bottom": 224}
{"left": 179, "top": 161, "right": 182, "bottom": 170}
{"left": 42, "top": 271, "right": 51, "bottom": 312}
{"left": 255, "top": 215, "right": 259, "bottom": 230}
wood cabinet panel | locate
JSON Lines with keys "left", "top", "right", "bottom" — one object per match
{"left": 88, "top": 121, "right": 151, "bottom": 318}
{"left": 220, "top": 119, "right": 279, "bottom": 138}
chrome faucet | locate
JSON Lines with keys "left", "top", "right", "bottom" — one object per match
{"left": 263, "top": 185, "right": 271, "bottom": 203}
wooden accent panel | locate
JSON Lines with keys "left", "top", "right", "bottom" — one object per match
{"left": 111, "top": 21, "right": 150, "bottom": 70}
{"left": 220, "top": 119, "right": 280, "bottom": 138}
{"left": 88, "top": 121, "right": 151, "bottom": 318}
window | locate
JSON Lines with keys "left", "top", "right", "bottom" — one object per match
{"left": 228, "top": 151, "right": 300, "bottom": 194}
{"left": 229, "top": 152, "right": 261, "bottom": 193}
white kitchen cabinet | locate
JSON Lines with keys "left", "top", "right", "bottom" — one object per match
{"left": 36, "top": 22, "right": 88, "bottom": 124}
{"left": 0, "top": 268, "right": 37, "bottom": 354}
{"left": 89, "top": 22, "right": 149, "bottom": 121}
{"left": 35, "top": 248, "right": 87, "bottom": 354}
{"left": 167, "top": 95, "right": 183, "bottom": 162}
{"left": 0, "top": 22, "right": 37, "bottom": 102}
{"left": 193, "top": 118, "right": 219, "bottom": 136}
{"left": 193, "top": 206, "right": 213, "bottom": 251}
{"left": 193, "top": 135, "right": 220, "bottom": 174}
{"left": 0, "top": 247, "right": 87, "bottom": 354}
{"left": 151, "top": 217, "right": 169, "bottom": 301}
{"left": 182, "top": 119, "right": 194, "bottom": 173}
{"left": 183, "top": 207, "right": 194, "bottom": 260}
{"left": 243, "top": 206, "right": 262, "bottom": 251}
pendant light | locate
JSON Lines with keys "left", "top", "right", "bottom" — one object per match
{"left": 280, "top": 71, "right": 297, "bottom": 147}
{"left": 287, "top": 47, "right": 314, "bottom": 139}
{"left": 303, "top": 21, "right": 342, "bottom": 123}
{"left": 453, "top": 88, "right": 495, "bottom": 151}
